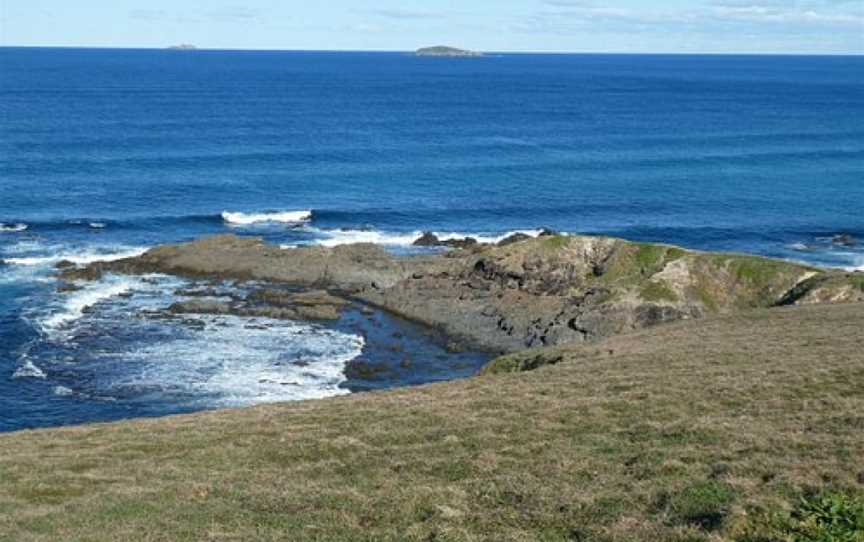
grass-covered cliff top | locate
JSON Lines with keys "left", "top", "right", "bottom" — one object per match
{"left": 2, "top": 302, "right": 863, "bottom": 541}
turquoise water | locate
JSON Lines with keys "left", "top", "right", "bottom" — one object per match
{"left": 1, "top": 48, "right": 862, "bottom": 430}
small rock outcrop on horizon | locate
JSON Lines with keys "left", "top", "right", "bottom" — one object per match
{"left": 167, "top": 44, "right": 197, "bottom": 50}
{"left": 59, "top": 233, "right": 864, "bottom": 355}
{"left": 415, "top": 46, "right": 483, "bottom": 57}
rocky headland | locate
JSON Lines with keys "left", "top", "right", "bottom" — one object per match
{"left": 57, "top": 233, "right": 864, "bottom": 355}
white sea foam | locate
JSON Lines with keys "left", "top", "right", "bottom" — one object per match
{"left": 222, "top": 210, "right": 312, "bottom": 225}
{"left": 311, "top": 228, "right": 546, "bottom": 248}
{"left": 21, "top": 273, "right": 364, "bottom": 408}
{"left": 315, "top": 229, "right": 424, "bottom": 247}
{"left": 103, "top": 315, "right": 364, "bottom": 407}
{"left": 89, "top": 222, "right": 107, "bottom": 229}
{"left": 0, "top": 223, "right": 27, "bottom": 232}
{"left": 436, "top": 229, "right": 546, "bottom": 245}
{"left": 39, "top": 275, "right": 140, "bottom": 335}
{"left": 12, "top": 359, "right": 46, "bottom": 379}
{"left": 5, "top": 247, "right": 147, "bottom": 267}
{"left": 53, "top": 386, "right": 74, "bottom": 396}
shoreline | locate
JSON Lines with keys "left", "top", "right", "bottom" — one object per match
{"left": 57, "top": 231, "right": 864, "bottom": 354}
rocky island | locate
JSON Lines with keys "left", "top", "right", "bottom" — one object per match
{"left": 416, "top": 45, "right": 483, "bottom": 57}
{"left": 167, "top": 44, "right": 197, "bottom": 50}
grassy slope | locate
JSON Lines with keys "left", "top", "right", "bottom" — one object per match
{"left": 1, "top": 304, "right": 863, "bottom": 541}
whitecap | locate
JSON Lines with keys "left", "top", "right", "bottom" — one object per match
{"left": 0, "top": 223, "right": 28, "bottom": 233}
{"left": 39, "top": 275, "right": 140, "bottom": 335}
{"left": 4, "top": 247, "right": 147, "bottom": 267}
{"left": 12, "top": 359, "right": 47, "bottom": 379}
{"left": 222, "top": 210, "right": 312, "bottom": 225}
{"left": 315, "top": 229, "right": 424, "bottom": 248}
{"left": 53, "top": 386, "right": 74, "bottom": 396}
{"left": 436, "top": 229, "right": 546, "bottom": 245}
{"left": 89, "top": 222, "right": 107, "bottom": 229}
{"left": 310, "top": 228, "right": 546, "bottom": 248}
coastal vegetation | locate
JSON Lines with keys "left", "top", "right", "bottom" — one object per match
{"left": 1, "top": 302, "right": 862, "bottom": 540}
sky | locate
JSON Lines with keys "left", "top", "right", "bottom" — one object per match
{"left": 1, "top": 0, "right": 862, "bottom": 54}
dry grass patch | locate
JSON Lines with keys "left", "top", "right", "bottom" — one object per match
{"left": 1, "top": 303, "right": 863, "bottom": 541}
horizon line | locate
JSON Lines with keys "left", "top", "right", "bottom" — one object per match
{"left": 1, "top": 45, "right": 862, "bottom": 57}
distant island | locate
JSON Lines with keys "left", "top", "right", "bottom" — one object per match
{"left": 415, "top": 46, "right": 483, "bottom": 57}
{"left": 167, "top": 44, "right": 197, "bottom": 51}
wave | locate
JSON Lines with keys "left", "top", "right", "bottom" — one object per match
{"left": 12, "top": 359, "right": 47, "bottom": 379}
{"left": 0, "top": 223, "right": 28, "bottom": 232}
{"left": 39, "top": 275, "right": 140, "bottom": 335}
{"left": 222, "top": 210, "right": 312, "bottom": 225}
{"left": 315, "top": 229, "right": 424, "bottom": 248}
{"left": 310, "top": 228, "right": 545, "bottom": 248}
{"left": 4, "top": 247, "right": 148, "bottom": 267}
{"left": 69, "top": 314, "right": 364, "bottom": 407}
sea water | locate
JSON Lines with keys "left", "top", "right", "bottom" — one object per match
{"left": 1, "top": 49, "right": 862, "bottom": 431}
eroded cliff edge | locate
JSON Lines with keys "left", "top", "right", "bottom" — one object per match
{"left": 59, "top": 234, "right": 864, "bottom": 353}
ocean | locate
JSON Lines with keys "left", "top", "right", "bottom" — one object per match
{"left": 1, "top": 48, "right": 862, "bottom": 431}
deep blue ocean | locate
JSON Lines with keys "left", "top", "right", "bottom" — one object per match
{"left": 2, "top": 48, "right": 863, "bottom": 432}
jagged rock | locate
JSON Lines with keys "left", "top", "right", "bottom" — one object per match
{"left": 54, "top": 260, "right": 76, "bottom": 270}
{"left": 497, "top": 233, "right": 532, "bottom": 246}
{"left": 57, "top": 282, "right": 83, "bottom": 293}
{"left": 168, "top": 300, "right": 231, "bottom": 315}
{"left": 538, "top": 228, "right": 559, "bottom": 237}
{"left": 441, "top": 237, "right": 478, "bottom": 249}
{"left": 61, "top": 233, "right": 864, "bottom": 354}
{"left": 413, "top": 232, "right": 441, "bottom": 247}
{"left": 343, "top": 359, "right": 388, "bottom": 380}
{"left": 57, "top": 266, "right": 106, "bottom": 281}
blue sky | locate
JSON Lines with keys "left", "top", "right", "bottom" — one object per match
{"left": 1, "top": 0, "right": 862, "bottom": 54}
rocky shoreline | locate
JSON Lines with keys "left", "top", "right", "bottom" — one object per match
{"left": 55, "top": 233, "right": 864, "bottom": 357}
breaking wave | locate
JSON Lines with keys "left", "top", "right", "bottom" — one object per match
{"left": 221, "top": 210, "right": 312, "bottom": 225}
{"left": 0, "top": 223, "right": 27, "bottom": 232}
{"left": 4, "top": 247, "right": 148, "bottom": 267}
{"left": 38, "top": 275, "right": 141, "bottom": 336}
{"left": 309, "top": 228, "right": 545, "bottom": 248}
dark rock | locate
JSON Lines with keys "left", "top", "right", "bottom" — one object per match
{"left": 441, "top": 237, "right": 478, "bottom": 249}
{"left": 168, "top": 300, "right": 231, "bottom": 315}
{"left": 832, "top": 233, "right": 857, "bottom": 247}
{"left": 57, "top": 265, "right": 106, "bottom": 282}
{"left": 538, "top": 228, "right": 559, "bottom": 237}
{"left": 175, "top": 287, "right": 224, "bottom": 298}
{"left": 413, "top": 232, "right": 441, "bottom": 247}
{"left": 343, "top": 359, "right": 388, "bottom": 380}
{"left": 57, "top": 282, "right": 83, "bottom": 293}
{"left": 497, "top": 233, "right": 532, "bottom": 246}
{"left": 446, "top": 340, "right": 467, "bottom": 353}
{"left": 54, "top": 260, "right": 76, "bottom": 270}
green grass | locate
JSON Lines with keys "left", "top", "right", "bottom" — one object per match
{"left": 741, "top": 492, "right": 864, "bottom": 542}
{"left": 659, "top": 480, "right": 737, "bottom": 531}
{"left": 640, "top": 280, "right": 679, "bottom": 302}
{"left": 1, "top": 303, "right": 863, "bottom": 541}
{"left": 541, "top": 235, "right": 572, "bottom": 251}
